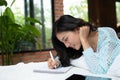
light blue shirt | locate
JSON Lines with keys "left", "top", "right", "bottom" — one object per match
{"left": 83, "top": 27, "right": 120, "bottom": 80}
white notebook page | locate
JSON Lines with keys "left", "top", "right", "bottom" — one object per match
{"left": 33, "top": 63, "right": 73, "bottom": 74}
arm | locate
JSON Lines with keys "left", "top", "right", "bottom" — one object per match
{"left": 79, "top": 26, "right": 90, "bottom": 50}
{"left": 80, "top": 27, "right": 120, "bottom": 74}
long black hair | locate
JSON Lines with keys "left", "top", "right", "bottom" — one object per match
{"left": 52, "top": 15, "right": 96, "bottom": 67}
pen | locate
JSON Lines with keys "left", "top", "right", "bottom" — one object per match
{"left": 49, "top": 51, "right": 57, "bottom": 68}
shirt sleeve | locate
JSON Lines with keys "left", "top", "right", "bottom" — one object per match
{"left": 55, "top": 56, "right": 62, "bottom": 67}
{"left": 82, "top": 47, "right": 106, "bottom": 74}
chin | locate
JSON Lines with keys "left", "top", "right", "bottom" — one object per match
{"left": 75, "top": 47, "right": 80, "bottom": 50}
{"left": 75, "top": 46, "right": 81, "bottom": 50}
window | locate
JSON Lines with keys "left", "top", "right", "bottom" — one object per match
{"left": 1, "top": 0, "right": 53, "bottom": 51}
{"left": 116, "top": 1, "right": 120, "bottom": 27}
{"left": 63, "top": 0, "right": 88, "bottom": 21}
{"left": 33, "top": 0, "right": 53, "bottom": 49}
{"left": 116, "top": 1, "right": 120, "bottom": 37}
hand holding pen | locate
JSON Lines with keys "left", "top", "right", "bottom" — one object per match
{"left": 47, "top": 51, "right": 59, "bottom": 69}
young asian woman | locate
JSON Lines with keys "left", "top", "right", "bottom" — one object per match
{"left": 47, "top": 15, "right": 120, "bottom": 80}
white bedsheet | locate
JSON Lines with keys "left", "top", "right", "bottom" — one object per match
{"left": 0, "top": 61, "right": 120, "bottom": 80}
{"left": 0, "top": 62, "right": 66, "bottom": 80}
{"left": 107, "top": 54, "right": 120, "bottom": 77}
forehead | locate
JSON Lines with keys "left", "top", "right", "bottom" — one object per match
{"left": 56, "top": 32, "right": 69, "bottom": 41}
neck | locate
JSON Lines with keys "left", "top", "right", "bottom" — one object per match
{"left": 88, "top": 31, "right": 98, "bottom": 52}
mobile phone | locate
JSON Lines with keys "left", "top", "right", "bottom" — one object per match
{"left": 66, "top": 74, "right": 111, "bottom": 80}
{"left": 66, "top": 74, "right": 85, "bottom": 80}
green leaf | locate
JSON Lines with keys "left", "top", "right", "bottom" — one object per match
{"left": 3, "top": 7, "right": 15, "bottom": 23}
{"left": 0, "top": 0, "right": 7, "bottom": 6}
{"left": 24, "top": 24, "right": 41, "bottom": 36}
{"left": 25, "top": 17, "right": 42, "bottom": 25}
{"left": 9, "top": 23, "right": 22, "bottom": 28}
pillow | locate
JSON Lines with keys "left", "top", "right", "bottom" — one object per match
{"left": 70, "top": 55, "right": 89, "bottom": 70}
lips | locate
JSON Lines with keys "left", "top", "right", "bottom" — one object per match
{"left": 70, "top": 44, "right": 76, "bottom": 49}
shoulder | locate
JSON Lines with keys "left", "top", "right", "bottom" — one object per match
{"left": 98, "top": 27, "right": 118, "bottom": 39}
{"left": 98, "top": 27, "right": 115, "bottom": 32}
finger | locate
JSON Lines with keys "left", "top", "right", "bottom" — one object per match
{"left": 48, "top": 58, "right": 53, "bottom": 64}
{"left": 48, "top": 60, "right": 56, "bottom": 69}
{"left": 52, "top": 60, "right": 59, "bottom": 68}
{"left": 48, "top": 62, "right": 54, "bottom": 69}
{"left": 48, "top": 59, "right": 53, "bottom": 68}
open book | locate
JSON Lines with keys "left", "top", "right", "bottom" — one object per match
{"left": 33, "top": 64, "right": 73, "bottom": 74}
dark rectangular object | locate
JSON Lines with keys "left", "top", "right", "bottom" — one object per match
{"left": 66, "top": 74, "right": 112, "bottom": 80}
{"left": 66, "top": 74, "right": 85, "bottom": 80}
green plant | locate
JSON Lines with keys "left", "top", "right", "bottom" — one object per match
{"left": 0, "top": 0, "right": 42, "bottom": 65}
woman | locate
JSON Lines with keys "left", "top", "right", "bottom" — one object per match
{"left": 48, "top": 15, "right": 120, "bottom": 80}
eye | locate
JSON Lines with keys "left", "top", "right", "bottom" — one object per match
{"left": 64, "top": 37, "right": 68, "bottom": 42}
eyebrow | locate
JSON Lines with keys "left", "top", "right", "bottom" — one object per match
{"left": 62, "top": 36, "right": 65, "bottom": 41}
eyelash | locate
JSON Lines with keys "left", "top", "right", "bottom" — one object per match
{"left": 64, "top": 37, "right": 68, "bottom": 42}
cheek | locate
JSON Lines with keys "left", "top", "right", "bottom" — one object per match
{"left": 76, "top": 41, "right": 82, "bottom": 50}
{"left": 75, "top": 35, "right": 81, "bottom": 49}
{"left": 70, "top": 36, "right": 80, "bottom": 44}
{"left": 74, "top": 35, "right": 81, "bottom": 44}
{"left": 69, "top": 32, "right": 80, "bottom": 44}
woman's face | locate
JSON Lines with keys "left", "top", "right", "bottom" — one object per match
{"left": 56, "top": 30, "right": 81, "bottom": 50}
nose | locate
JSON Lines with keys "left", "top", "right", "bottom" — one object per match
{"left": 64, "top": 42, "right": 70, "bottom": 48}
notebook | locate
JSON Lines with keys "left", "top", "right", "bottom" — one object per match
{"left": 33, "top": 64, "right": 73, "bottom": 74}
